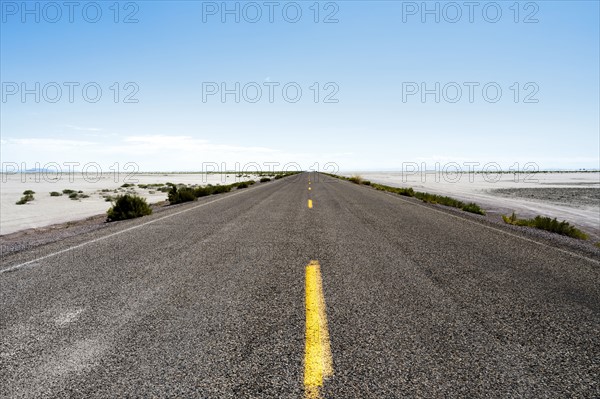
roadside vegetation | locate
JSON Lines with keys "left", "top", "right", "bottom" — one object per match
{"left": 326, "top": 173, "right": 486, "bottom": 215}
{"left": 50, "top": 191, "right": 62, "bottom": 196}
{"left": 68, "top": 191, "right": 89, "bottom": 200}
{"left": 106, "top": 194, "right": 152, "bottom": 221}
{"left": 16, "top": 190, "right": 35, "bottom": 205}
{"left": 166, "top": 172, "right": 299, "bottom": 205}
{"left": 502, "top": 212, "right": 589, "bottom": 240}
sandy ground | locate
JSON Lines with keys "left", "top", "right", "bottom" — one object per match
{"left": 0, "top": 173, "right": 261, "bottom": 235}
{"left": 342, "top": 172, "right": 600, "bottom": 237}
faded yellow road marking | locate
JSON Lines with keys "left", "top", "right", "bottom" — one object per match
{"left": 308, "top": 187, "right": 312, "bottom": 191}
{"left": 304, "top": 260, "right": 333, "bottom": 399}
{"left": 308, "top": 199, "right": 313, "bottom": 208}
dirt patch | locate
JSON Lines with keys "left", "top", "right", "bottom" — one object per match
{"left": 490, "top": 188, "right": 600, "bottom": 208}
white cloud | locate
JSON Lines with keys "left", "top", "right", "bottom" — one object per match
{"left": 0, "top": 135, "right": 286, "bottom": 171}
{"left": 4, "top": 138, "right": 97, "bottom": 147}
{"left": 64, "top": 125, "right": 103, "bottom": 132}
{"left": 121, "top": 135, "right": 276, "bottom": 154}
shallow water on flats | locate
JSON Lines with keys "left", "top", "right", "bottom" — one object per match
{"left": 341, "top": 172, "right": 600, "bottom": 236}
{"left": 0, "top": 173, "right": 260, "bottom": 235}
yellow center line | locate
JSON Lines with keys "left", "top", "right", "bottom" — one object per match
{"left": 308, "top": 199, "right": 313, "bottom": 209}
{"left": 308, "top": 187, "right": 312, "bottom": 191}
{"left": 304, "top": 260, "right": 333, "bottom": 399}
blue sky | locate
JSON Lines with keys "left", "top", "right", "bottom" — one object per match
{"left": 1, "top": 0, "right": 599, "bottom": 172}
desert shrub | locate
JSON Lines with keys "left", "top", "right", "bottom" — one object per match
{"left": 362, "top": 180, "right": 371, "bottom": 185}
{"left": 121, "top": 183, "right": 134, "bottom": 188}
{"left": 274, "top": 174, "right": 283, "bottom": 180}
{"left": 211, "top": 185, "right": 231, "bottom": 194}
{"left": 461, "top": 203, "right": 485, "bottom": 215}
{"left": 23, "top": 190, "right": 35, "bottom": 195}
{"left": 50, "top": 191, "right": 62, "bottom": 196}
{"left": 106, "top": 194, "right": 152, "bottom": 221}
{"left": 194, "top": 186, "right": 212, "bottom": 197}
{"left": 260, "top": 177, "right": 271, "bottom": 183}
{"left": 168, "top": 186, "right": 196, "bottom": 204}
{"left": 502, "top": 212, "right": 588, "bottom": 240}
{"left": 62, "top": 189, "right": 75, "bottom": 194}
{"left": 236, "top": 182, "right": 249, "bottom": 189}
{"left": 247, "top": 180, "right": 256, "bottom": 185}
{"left": 413, "top": 192, "right": 485, "bottom": 215}
{"left": 348, "top": 175, "right": 363, "bottom": 184}
{"left": 16, "top": 194, "right": 34, "bottom": 205}
{"left": 69, "top": 192, "right": 79, "bottom": 200}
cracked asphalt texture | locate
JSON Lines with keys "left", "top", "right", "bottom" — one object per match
{"left": 1, "top": 172, "right": 599, "bottom": 398}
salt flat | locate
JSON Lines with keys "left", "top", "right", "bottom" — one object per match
{"left": 342, "top": 171, "right": 600, "bottom": 236}
{"left": 0, "top": 173, "right": 260, "bottom": 235}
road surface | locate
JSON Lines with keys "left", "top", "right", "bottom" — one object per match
{"left": 1, "top": 173, "right": 599, "bottom": 398}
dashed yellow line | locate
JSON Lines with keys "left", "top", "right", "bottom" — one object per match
{"left": 308, "top": 199, "right": 313, "bottom": 209}
{"left": 308, "top": 187, "right": 312, "bottom": 191}
{"left": 304, "top": 260, "right": 333, "bottom": 399}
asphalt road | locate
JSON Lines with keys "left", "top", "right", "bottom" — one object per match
{"left": 1, "top": 173, "right": 599, "bottom": 398}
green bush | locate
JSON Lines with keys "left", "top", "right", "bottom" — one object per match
{"left": 211, "top": 185, "right": 231, "bottom": 194}
{"left": 461, "top": 203, "right": 485, "bottom": 215}
{"left": 107, "top": 194, "right": 152, "bottom": 221}
{"left": 502, "top": 212, "right": 588, "bottom": 240}
{"left": 50, "top": 191, "right": 62, "bottom": 196}
{"left": 348, "top": 175, "right": 363, "bottom": 184}
{"left": 69, "top": 192, "right": 79, "bottom": 200}
{"left": 62, "top": 189, "right": 76, "bottom": 194}
{"left": 194, "top": 186, "right": 212, "bottom": 197}
{"left": 121, "top": 183, "right": 135, "bottom": 188}
{"left": 236, "top": 182, "right": 249, "bottom": 189}
{"left": 168, "top": 186, "right": 196, "bottom": 204}
{"left": 23, "top": 190, "right": 35, "bottom": 195}
{"left": 16, "top": 194, "right": 34, "bottom": 205}
{"left": 260, "top": 177, "right": 271, "bottom": 183}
